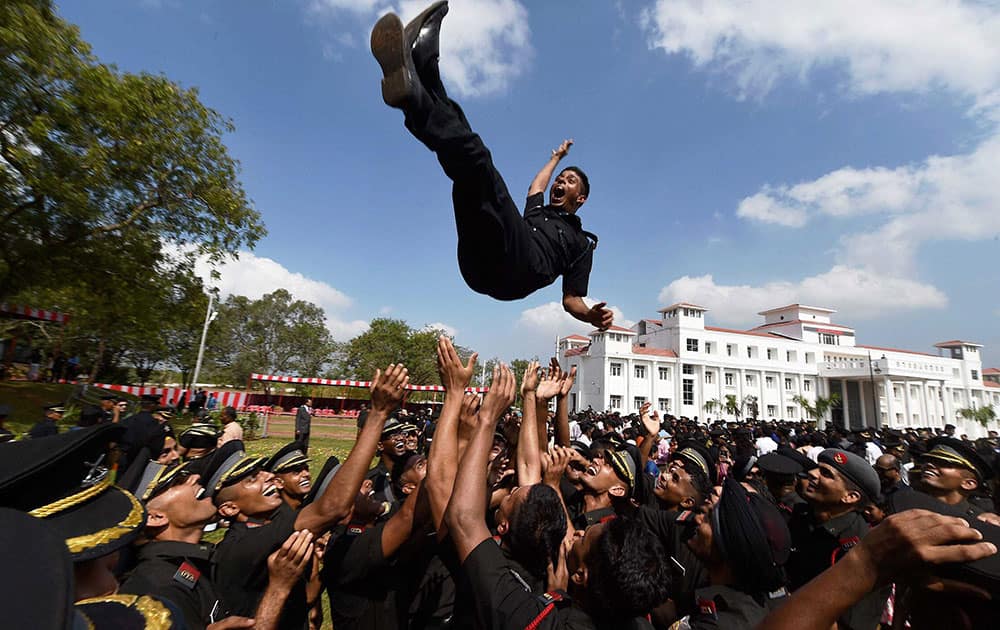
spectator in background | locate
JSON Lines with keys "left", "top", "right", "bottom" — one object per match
{"left": 296, "top": 398, "right": 314, "bottom": 454}
{"left": 218, "top": 406, "right": 243, "bottom": 447}
{"left": 206, "top": 393, "right": 218, "bottom": 411}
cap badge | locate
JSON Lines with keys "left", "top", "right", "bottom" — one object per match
{"left": 833, "top": 452, "right": 847, "bottom": 465}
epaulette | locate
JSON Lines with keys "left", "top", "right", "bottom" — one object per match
{"left": 525, "top": 591, "right": 571, "bottom": 630}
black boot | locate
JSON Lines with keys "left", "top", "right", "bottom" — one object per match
{"left": 371, "top": 11, "right": 434, "bottom": 114}
{"left": 404, "top": 1, "right": 449, "bottom": 101}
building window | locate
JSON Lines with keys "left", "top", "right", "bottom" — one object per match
{"left": 633, "top": 396, "right": 646, "bottom": 409}
{"left": 704, "top": 342, "right": 713, "bottom": 354}
{"left": 725, "top": 373, "right": 735, "bottom": 386}
{"left": 784, "top": 378, "right": 793, "bottom": 390}
{"left": 803, "top": 380, "right": 812, "bottom": 392}
{"left": 686, "top": 338, "right": 699, "bottom": 352}
{"left": 972, "top": 369, "right": 979, "bottom": 380}
{"left": 805, "top": 352, "right": 814, "bottom": 364}
{"left": 767, "top": 404, "right": 777, "bottom": 417}
{"left": 658, "top": 367, "right": 671, "bottom": 380}
{"left": 893, "top": 386, "right": 901, "bottom": 399}
{"left": 682, "top": 364, "right": 694, "bottom": 375}
{"left": 747, "top": 346, "right": 758, "bottom": 359}
{"left": 610, "top": 362, "right": 622, "bottom": 377}
{"left": 765, "top": 376, "right": 775, "bottom": 388}
{"left": 786, "top": 406, "right": 796, "bottom": 419}
{"left": 820, "top": 333, "right": 837, "bottom": 345}
{"left": 787, "top": 350, "right": 797, "bottom": 362}
{"left": 726, "top": 344, "right": 735, "bottom": 357}
{"left": 683, "top": 379, "right": 694, "bottom": 405}
{"left": 746, "top": 375, "right": 755, "bottom": 387}
{"left": 705, "top": 371, "right": 714, "bottom": 384}
{"left": 610, "top": 395, "right": 622, "bottom": 409}
{"left": 767, "top": 348, "right": 777, "bottom": 360}
{"left": 635, "top": 365, "right": 646, "bottom": 379}
{"left": 658, "top": 398, "right": 671, "bottom": 412}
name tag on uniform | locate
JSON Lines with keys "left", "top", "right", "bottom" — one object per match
{"left": 173, "top": 561, "right": 201, "bottom": 589}
{"left": 697, "top": 597, "right": 718, "bottom": 620}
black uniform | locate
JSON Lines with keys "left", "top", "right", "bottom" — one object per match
{"left": 213, "top": 506, "right": 309, "bottom": 630}
{"left": 634, "top": 506, "right": 708, "bottom": 621}
{"left": 119, "top": 541, "right": 224, "bottom": 630}
{"left": 119, "top": 411, "right": 159, "bottom": 469}
{"left": 405, "top": 98, "right": 596, "bottom": 301}
{"left": 366, "top": 460, "right": 397, "bottom": 507}
{"left": 27, "top": 418, "right": 58, "bottom": 438}
{"left": 321, "top": 522, "right": 399, "bottom": 630}
{"left": 462, "top": 538, "right": 595, "bottom": 629}
{"left": 776, "top": 490, "right": 805, "bottom": 524}
{"left": 572, "top": 506, "right": 616, "bottom": 531}
{"left": 686, "top": 585, "right": 771, "bottom": 629}
{"left": 787, "top": 505, "right": 886, "bottom": 630}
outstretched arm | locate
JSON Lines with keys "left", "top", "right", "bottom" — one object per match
{"left": 517, "top": 361, "right": 543, "bottom": 486}
{"left": 563, "top": 295, "right": 614, "bottom": 330}
{"left": 528, "top": 139, "right": 573, "bottom": 197}
{"left": 551, "top": 359, "right": 576, "bottom": 447}
{"left": 295, "top": 364, "right": 409, "bottom": 533}
{"left": 444, "top": 363, "right": 517, "bottom": 564}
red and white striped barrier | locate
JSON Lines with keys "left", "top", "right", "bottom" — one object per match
{"left": 250, "top": 373, "right": 488, "bottom": 393}
{"left": 90, "top": 383, "right": 248, "bottom": 409}
{"left": 1, "top": 303, "right": 71, "bottom": 324}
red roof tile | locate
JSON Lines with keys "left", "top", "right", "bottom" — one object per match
{"left": 658, "top": 302, "right": 708, "bottom": 312}
{"left": 704, "top": 326, "right": 785, "bottom": 339}
{"left": 642, "top": 319, "right": 663, "bottom": 326}
{"left": 565, "top": 346, "right": 590, "bottom": 357}
{"left": 934, "top": 340, "right": 982, "bottom": 347}
{"left": 632, "top": 345, "right": 677, "bottom": 357}
{"left": 752, "top": 319, "right": 853, "bottom": 331}
{"left": 983, "top": 368, "right": 1000, "bottom": 375}
{"left": 562, "top": 334, "right": 589, "bottom": 341}
{"left": 984, "top": 380, "right": 1000, "bottom": 389}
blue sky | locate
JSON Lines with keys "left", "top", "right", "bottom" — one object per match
{"left": 58, "top": 0, "right": 999, "bottom": 369}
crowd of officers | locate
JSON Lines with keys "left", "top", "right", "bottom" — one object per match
{"left": 1, "top": 337, "right": 999, "bottom": 629}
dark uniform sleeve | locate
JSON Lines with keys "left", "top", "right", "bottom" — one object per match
{"left": 462, "top": 539, "right": 554, "bottom": 630}
{"left": 330, "top": 523, "right": 388, "bottom": 587}
{"left": 561, "top": 246, "right": 592, "bottom": 298}
{"left": 120, "top": 570, "right": 208, "bottom": 630}
{"left": 525, "top": 192, "right": 545, "bottom": 213}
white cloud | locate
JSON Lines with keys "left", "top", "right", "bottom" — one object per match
{"left": 658, "top": 266, "right": 947, "bottom": 326}
{"left": 192, "top": 251, "right": 369, "bottom": 341}
{"left": 310, "top": 0, "right": 532, "bottom": 97}
{"left": 423, "top": 321, "right": 458, "bottom": 337}
{"left": 516, "top": 301, "right": 634, "bottom": 348}
{"left": 640, "top": 0, "right": 1000, "bottom": 105}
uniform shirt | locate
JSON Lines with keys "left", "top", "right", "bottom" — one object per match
{"left": 213, "top": 505, "right": 308, "bottom": 630}
{"left": 27, "top": 418, "right": 58, "bottom": 439}
{"left": 684, "top": 585, "right": 770, "bottom": 630}
{"left": 365, "top": 460, "right": 397, "bottom": 507}
{"left": 776, "top": 490, "right": 806, "bottom": 524}
{"left": 120, "top": 541, "right": 223, "bottom": 630}
{"left": 634, "top": 506, "right": 708, "bottom": 621}
{"left": 787, "top": 505, "right": 886, "bottom": 630}
{"left": 572, "top": 506, "right": 616, "bottom": 531}
{"left": 462, "top": 538, "right": 596, "bottom": 630}
{"left": 119, "top": 411, "right": 160, "bottom": 469}
{"left": 321, "top": 522, "right": 397, "bottom": 630}
{"left": 295, "top": 405, "right": 312, "bottom": 434}
{"left": 523, "top": 193, "right": 595, "bottom": 298}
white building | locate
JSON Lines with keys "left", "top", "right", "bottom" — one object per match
{"left": 559, "top": 303, "right": 1000, "bottom": 437}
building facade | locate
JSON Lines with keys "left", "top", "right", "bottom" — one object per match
{"left": 559, "top": 303, "right": 1000, "bottom": 437}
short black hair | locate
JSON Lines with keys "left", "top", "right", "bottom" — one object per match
{"left": 688, "top": 467, "right": 712, "bottom": 506}
{"left": 562, "top": 166, "right": 590, "bottom": 198}
{"left": 507, "top": 484, "right": 567, "bottom": 581}
{"left": 588, "top": 517, "right": 672, "bottom": 620}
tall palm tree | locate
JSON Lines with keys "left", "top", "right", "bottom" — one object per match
{"left": 724, "top": 394, "right": 742, "bottom": 420}
{"left": 741, "top": 395, "right": 758, "bottom": 421}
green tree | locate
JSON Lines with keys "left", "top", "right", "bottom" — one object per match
{"left": 793, "top": 393, "right": 842, "bottom": 423}
{"left": 703, "top": 398, "right": 722, "bottom": 416}
{"left": 0, "top": 1, "right": 264, "bottom": 300}
{"left": 958, "top": 406, "right": 997, "bottom": 428}
{"left": 207, "top": 289, "right": 335, "bottom": 387}
{"left": 724, "top": 395, "right": 742, "bottom": 420}
{"left": 741, "top": 395, "right": 758, "bottom": 421}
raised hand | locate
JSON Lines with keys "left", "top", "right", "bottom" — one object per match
{"left": 639, "top": 402, "right": 658, "bottom": 436}
{"left": 267, "top": 529, "right": 315, "bottom": 592}
{"left": 558, "top": 364, "right": 577, "bottom": 398}
{"left": 542, "top": 445, "right": 572, "bottom": 489}
{"left": 480, "top": 364, "right": 516, "bottom": 423}
{"left": 436, "top": 336, "right": 478, "bottom": 392}
{"left": 520, "top": 360, "right": 541, "bottom": 398}
{"left": 586, "top": 302, "right": 614, "bottom": 330}
{"left": 552, "top": 139, "right": 573, "bottom": 160}
{"left": 546, "top": 537, "right": 573, "bottom": 592}
{"left": 370, "top": 363, "right": 409, "bottom": 412}
{"left": 536, "top": 367, "right": 562, "bottom": 402}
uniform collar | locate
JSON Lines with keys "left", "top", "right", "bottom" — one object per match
{"left": 818, "top": 509, "right": 863, "bottom": 536}
{"left": 138, "top": 540, "right": 214, "bottom": 562}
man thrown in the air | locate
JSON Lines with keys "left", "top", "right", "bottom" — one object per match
{"left": 371, "top": 1, "right": 614, "bottom": 329}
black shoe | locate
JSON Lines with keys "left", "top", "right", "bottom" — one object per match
{"left": 404, "top": 1, "right": 449, "bottom": 100}
{"left": 371, "top": 12, "right": 430, "bottom": 110}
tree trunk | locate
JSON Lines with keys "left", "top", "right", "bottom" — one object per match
{"left": 90, "top": 337, "right": 105, "bottom": 381}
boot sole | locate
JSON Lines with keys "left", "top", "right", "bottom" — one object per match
{"left": 371, "top": 13, "right": 410, "bottom": 108}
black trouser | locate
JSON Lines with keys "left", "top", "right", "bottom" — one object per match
{"left": 295, "top": 431, "right": 310, "bottom": 454}
{"left": 405, "top": 99, "right": 549, "bottom": 300}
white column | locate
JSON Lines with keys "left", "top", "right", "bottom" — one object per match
{"left": 840, "top": 380, "right": 850, "bottom": 429}
{"left": 884, "top": 377, "right": 895, "bottom": 428}
{"left": 942, "top": 382, "right": 953, "bottom": 425}
{"left": 903, "top": 380, "right": 913, "bottom": 427}
{"left": 778, "top": 371, "right": 786, "bottom": 420}
{"left": 859, "top": 381, "right": 868, "bottom": 428}
{"left": 918, "top": 381, "right": 929, "bottom": 428}
{"left": 818, "top": 377, "right": 828, "bottom": 430}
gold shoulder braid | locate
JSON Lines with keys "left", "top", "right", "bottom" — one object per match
{"left": 64, "top": 489, "right": 145, "bottom": 554}
{"left": 28, "top": 477, "right": 112, "bottom": 518}
{"left": 76, "top": 594, "right": 174, "bottom": 629}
